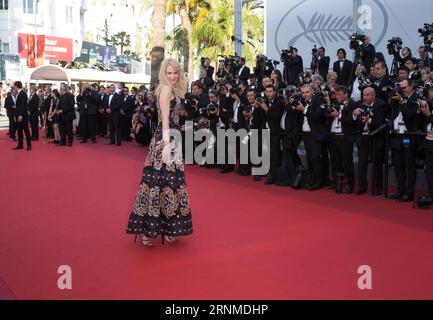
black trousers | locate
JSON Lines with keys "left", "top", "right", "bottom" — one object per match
{"left": 29, "top": 113, "right": 39, "bottom": 140}
{"left": 357, "top": 135, "right": 385, "bottom": 191}
{"left": 391, "top": 138, "right": 417, "bottom": 196}
{"left": 60, "top": 120, "right": 74, "bottom": 145}
{"left": 16, "top": 118, "right": 31, "bottom": 147}
{"left": 330, "top": 134, "right": 355, "bottom": 188}
{"left": 8, "top": 114, "right": 17, "bottom": 137}
{"left": 302, "top": 134, "right": 323, "bottom": 185}
{"left": 97, "top": 112, "right": 108, "bottom": 136}
{"left": 109, "top": 114, "right": 122, "bottom": 145}
{"left": 269, "top": 133, "right": 282, "bottom": 179}
{"left": 321, "top": 137, "right": 332, "bottom": 183}
{"left": 425, "top": 147, "right": 433, "bottom": 196}
{"left": 281, "top": 134, "right": 302, "bottom": 180}
{"left": 121, "top": 114, "right": 133, "bottom": 141}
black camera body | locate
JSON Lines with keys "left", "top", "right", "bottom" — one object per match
{"left": 419, "top": 23, "right": 433, "bottom": 52}
{"left": 387, "top": 37, "right": 403, "bottom": 55}
{"left": 290, "top": 93, "right": 304, "bottom": 108}
{"left": 349, "top": 33, "right": 366, "bottom": 51}
{"left": 360, "top": 104, "right": 374, "bottom": 118}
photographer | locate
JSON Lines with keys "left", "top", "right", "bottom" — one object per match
{"left": 328, "top": 85, "right": 359, "bottom": 194}
{"left": 120, "top": 87, "right": 136, "bottom": 142}
{"left": 360, "top": 36, "right": 376, "bottom": 74}
{"left": 389, "top": 79, "right": 421, "bottom": 202}
{"left": 419, "top": 46, "right": 433, "bottom": 69}
{"left": 284, "top": 47, "right": 304, "bottom": 86}
{"left": 351, "top": 64, "right": 368, "bottom": 102}
{"left": 297, "top": 84, "right": 328, "bottom": 190}
{"left": 259, "top": 85, "right": 285, "bottom": 184}
{"left": 371, "top": 61, "right": 393, "bottom": 106}
{"left": 198, "top": 67, "right": 215, "bottom": 93}
{"left": 352, "top": 87, "right": 387, "bottom": 195}
{"left": 254, "top": 54, "right": 274, "bottom": 84}
{"left": 276, "top": 86, "right": 304, "bottom": 187}
{"left": 76, "top": 83, "right": 99, "bottom": 144}
{"left": 249, "top": 89, "right": 267, "bottom": 181}
{"left": 418, "top": 87, "right": 433, "bottom": 204}
{"left": 333, "top": 49, "right": 354, "bottom": 87}
{"left": 134, "top": 91, "right": 153, "bottom": 146}
{"left": 311, "top": 47, "right": 330, "bottom": 80}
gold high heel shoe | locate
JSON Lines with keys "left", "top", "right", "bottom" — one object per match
{"left": 163, "top": 235, "right": 178, "bottom": 244}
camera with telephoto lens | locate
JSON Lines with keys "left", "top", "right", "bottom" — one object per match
{"left": 323, "top": 103, "right": 341, "bottom": 114}
{"left": 419, "top": 23, "right": 433, "bottom": 51}
{"left": 415, "top": 99, "right": 428, "bottom": 109}
{"left": 281, "top": 46, "right": 296, "bottom": 63}
{"left": 290, "top": 93, "right": 304, "bottom": 108}
{"left": 387, "top": 37, "right": 403, "bottom": 55}
{"left": 359, "top": 104, "right": 374, "bottom": 118}
{"left": 201, "top": 103, "right": 218, "bottom": 115}
{"left": 358, "top": 73, "right": 374, "bottom": 92}
{"left": 349, "top": 33, "right": 366, "bottom": 51}
{"left": 384, "top": 85, "right": 402, "bottom": 97}
{"left": 244, "top": 105, "right": 254, "bottom": 113}
{"left": 424, "top": 82, "right": 433, "bottom": 96}
{"left": 255, "top": 97, "right": 265, "bottom": 105}
{"left": 299, "top": 71, "right": 312, "bottom": 85}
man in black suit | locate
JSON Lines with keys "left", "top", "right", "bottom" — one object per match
{"left": 372, "top": 61, "right": 393, "bottom": 108}
{"left": 258, "top": 85, "right": 285, "bottom": 184}
{"left": 203, "top": 58, "right": 215, "bottom": 79}
{"left": 388, "top": 79, "right": 420, "bottom": 202}
{"left": 328, "top": 85, "right": 360, "bottom": 194}
{"left": 237, "top": 58, "right": 251, "bottom": 83}
{"left": 285, "top": 47, "right": 304, "bottom": 86}
{"left": 97, "top": 86, "right": 108, "bottom": 137}
{"left": 311, "top": 47, "right": 330, "bottom": 80}
{"left": 360, "top": 36, "right": 376, "bottom": 74}
{"left": 105, "top": 84, "right": 122, "bottom": 146}
{"left": 418, "top": 46, "right": 433, "bottom": 70}
{"left": 352, "top": 87, "right": 387, "bottom": 195}
{"left": 27, "top": 86, "right": 40, "bottom": 141}
{"left": 4, "top": 88, "right": 17, "bottom": 141}
{"left": 198, "top": 67, "right": 215, "bottom": 92}
{"left": 296, "top": 84, "right": 329, "bottom": 190}
{"left": 333, "top": 48, "right": 353, "bottom": 87}
{"left": 12, "top": 81, "right": 32, "bottom": 151}
{"left": 57, "top": 83, "right": 76, "bottom": 147}
{"left": 120, "top": 86, "right": 136, "bottom": 142}
{"left": 77, "top": 83, "right": 100, "bottom": 143}
{"left": 277, "top": 86, "right": 304, "bottom": 186}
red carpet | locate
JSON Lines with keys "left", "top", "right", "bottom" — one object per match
{"left": 1, "top": 131, "right": 433, "bottom": 300}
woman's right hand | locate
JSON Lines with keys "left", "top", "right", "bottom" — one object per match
{"left": 162, "top": 142, "right": 173, "bottom": 165}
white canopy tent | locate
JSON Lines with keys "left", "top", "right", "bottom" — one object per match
{"left": 26, "top": 65, "right": 150, "bottom": 85}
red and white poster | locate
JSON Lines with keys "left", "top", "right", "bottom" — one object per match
{"left": 18, "top": 33, "right": 73, "bottom": 66}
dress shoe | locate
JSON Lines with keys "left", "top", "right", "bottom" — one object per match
{"left": 13, "top": 146, "right": 23, "bottom": 150}
{"left": 345, "top": 186, "right": 354, "bottom": 194}
{"left": 116, "top": 143, "right": 122, "bottom": 146}
{"left": 26, "top": 146, "right": 32, "bottom": 151}
{"left": 390, "top": 193, "right": 404, "bottom": 200}
{"left": 91, "top": 139, "right": 96, "bottom": 144}
{"left": 107, "top": 142, "right": 115, "bottom": 145}
{"left": 372, "top": 189, "right": 383, "bottom": 196}
{"left": 56, "top": 143, "right": 67, "bottom": 147}
{"left": 397, "top": 194, "right": 414, "bottom": 203}
{"left": 253, "top": 175, "right": 261, "bottom": 182}
{"left": 265, "top": 177, "right": 274, "bottom": 185}
{"left": 355, "top": 189, "right": 367, "bottom": 196}
{"left": 68, "top": 144, "right": 73, "bottom": 147}
{"left": 324, "top": 182, "right": 336, "bottom": 190}
{"left": 306, "top": 183, "right": 321, "bottom": 191}
{"left": 80, "top": 140, "right": 87, "bottom": 144}
{"left": 10, "top": 137, "right": 17, "bottom": 141}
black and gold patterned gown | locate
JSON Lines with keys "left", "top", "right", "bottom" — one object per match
{"left": 126, "top": 98, "right": 193, "bottom": 238}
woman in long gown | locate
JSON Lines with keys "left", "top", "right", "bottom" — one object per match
{"left": 126, "top": 58, "right": 193, "bottom": 247}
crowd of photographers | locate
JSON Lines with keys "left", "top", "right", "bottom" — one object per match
{"left": 181, "top": 26, "right": 433, "bottom": 208}
{"left": 4, "top": 23, "right": 433, "bottom": 207}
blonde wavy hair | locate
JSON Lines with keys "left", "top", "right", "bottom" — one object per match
{"left": 155, "top": 58, "right": 187, "bottom": 99}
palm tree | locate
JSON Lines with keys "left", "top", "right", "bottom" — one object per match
{"left": 111, "top": 32, "right": 131, "bottom": 55}
{"left": 167, "top": 0, "right": 211, "bottom": 79}
{"left": 150, "top": 0, "right": 168, "bottom": 87}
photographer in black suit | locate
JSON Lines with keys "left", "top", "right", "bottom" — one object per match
{"left": 12, "top": 81, "right": 32, "bottom": 151}
{"left": 27, "top": 86, "right": 40, "bottom": 141}
{"left": 77, "top": 83, "right": 100, "bottom": 144}
{"left": 352, "top": 87, "right": 387, "bottom": 195}
{"left": 333, "top": 49, "right": 353, "bottom": 87}
{"left": 360, "top": 36, "right": 376, "bottom": 74}
{"left": 120, "top": 86, "right": 136, "bottom": 142}
{"left": 388, "top": 79, "right": 420, "bottom": 202}
{"left": 202, "top": 58, "right": 215, "bottom": 79}
{"left": 296, "top": 84, "right": 328, "bottom": 190}
{"left": 328, "top": 85, "right": 360, "bottom": 194}
{"left": 57, "top": 83, "right": 75, "bottom": 147}
{"left": 276, "top": 86, "right": 304, "bottom": 186}
{"left": 285, "top": 47, "right": 304, "bottom": 86}
{"left": 311, "top": 47, "right": 330, "bottom": 80}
